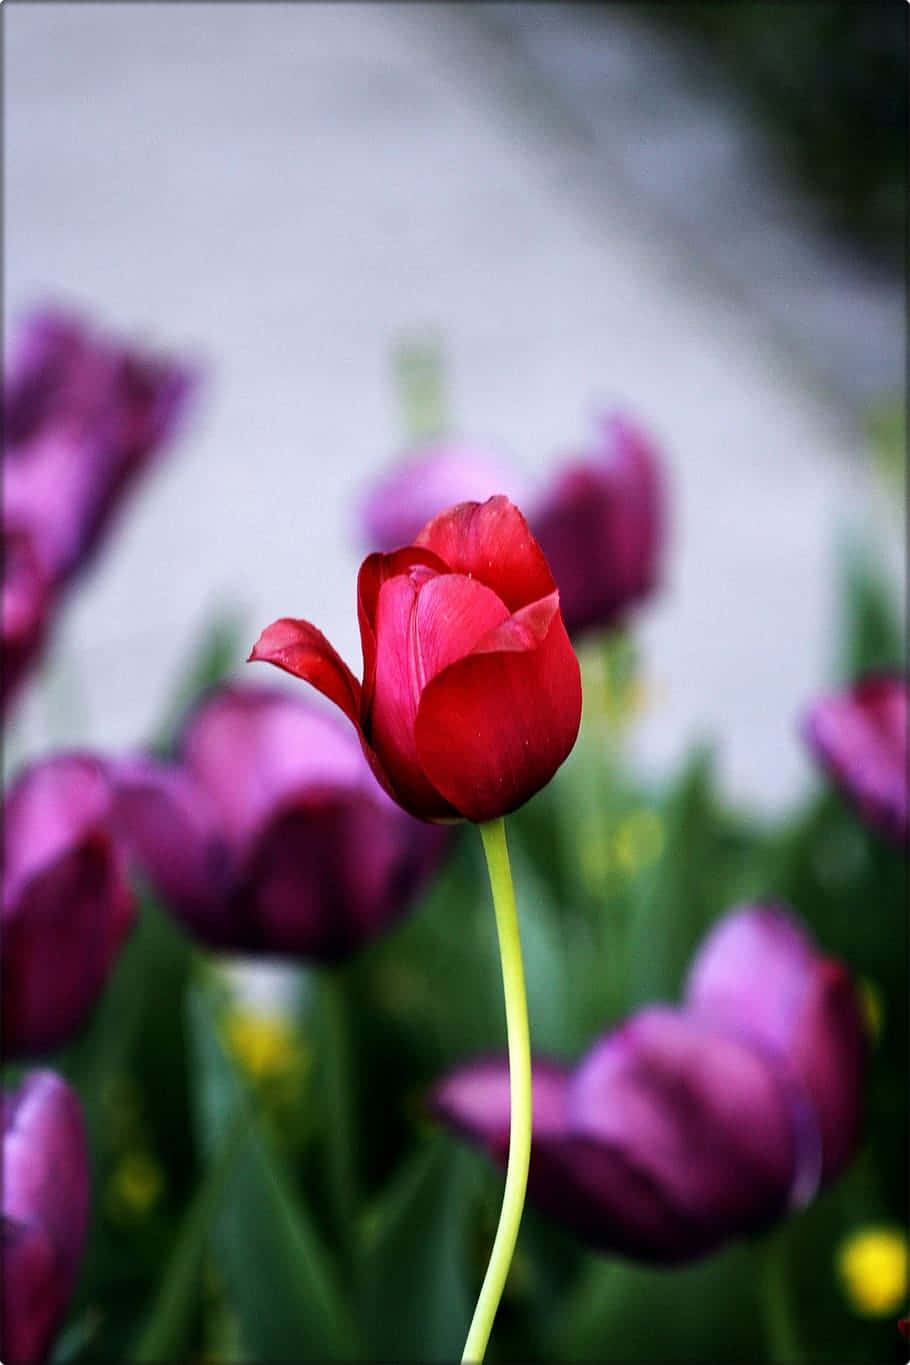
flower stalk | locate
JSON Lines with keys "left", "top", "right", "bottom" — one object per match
{"left": 462, "top": 817, "right": 532, "bottom": 1364}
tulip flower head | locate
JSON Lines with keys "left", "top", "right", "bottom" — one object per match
{"left": 530, "top": 413, "right": 664, "bottom": 638}
{"left": 2, "top": 1070, "right": 90, "bottom": 1365}
{"left": 2, "top": 754, "right": 135, "bottom": 1056}
{"left": 251, "top": 496, "right": 583, "bottom": 823}
{"left": 432, "top": 903, "right": 865, "bottom": 1263}
{"left": 803, "top": 673, "right": 909, "bottom": 844}
{"left": 2, "top": 307, "right": 198, "bottom": 711}
{"left": 113, "top": 683, "right": 450, "bottom": 958}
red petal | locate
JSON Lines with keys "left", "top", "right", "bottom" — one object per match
{"left": 248, "top": 618, "right": 362, "bottom": 730}
{"left": 368, "top": 575, "right": 455, "bottom": 819}
{"left": 415, "top": 496, "right": 555, "bottom": 611}
{"left": 357, "top": 546, "right": 446, "bottom": 718}
{"left": 414, "top": 600, "right": 581, "bottom": 821}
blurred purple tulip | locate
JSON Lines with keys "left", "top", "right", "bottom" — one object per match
{"left": 2, "top": 754, "right": 136, "bottom": 1056}
{"left": 2, "top": 306, "right": 198, "bottom": 711}
{"left": 2, "top": 1070, "right": 90, "bottom": 1365}
{"left": 358, "top": 439, "right": 530, "bottom": 553}
{"left": 685, "top": 904, "right": 866, "bottom": 1181}
{"left": 4, "top": 306, "right": 198, "bottom": 583}
{"left": 1, "top": 522, "right": 54, "bottom": 713}
{"left": 529, "top": 413, "right": 664, "bottom": 637}
{"left": 803, "top": 673, "right": 908, "bottom": 843}
{"left": 432, "top": 903, "right": 864, "bottom": 1263}
{"left": 113, "top": 683, "right": 451, "bottom": 959}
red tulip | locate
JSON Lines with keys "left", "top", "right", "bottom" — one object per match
{"left": 2, "top": 1071, "right": 90, "bottom": 1365}
{"left": 250, "top": 496, "right": 582, "bottom": 823}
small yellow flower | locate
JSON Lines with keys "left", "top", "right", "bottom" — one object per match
{"left": 107, "top": 1150, "right": 165, "bottom": 1221}
{"left": 857, "top": 978, "right": 884, "bottom": 1045}
{"left": 614, "top": 809, "right": 665, "bottom": 875}
{"left": 837, "top": 1226, "right": 908, "bottom": 1317}
{"left": 224, "top": 1007, "right": 299, "bottom": 1083}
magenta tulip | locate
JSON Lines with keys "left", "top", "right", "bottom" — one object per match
{"left": 803, "top": 673, "right": 908, "bottom": 843}
{"left": 432, "top": 903, "right": 865, "bottom": 1262}
{"left": 530, "top": 412, "right": 664, "bottom": 637}
{"left": 684, "top": 904, "right": 866, "bottom": 1180}
{"left": 112, "top": 683, "right": 450, "bottom": 958}
{"left": 2, "top": 754, "right": 135, "bottom": 1055}
{"left": 4, "top": 306, "right": 198, "bottom": 585}
{"left": 2, "top": 1071, "right": 90, "bottom": 1365}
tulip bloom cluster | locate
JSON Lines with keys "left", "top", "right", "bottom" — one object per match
{"left": 252, "top": 496, "right": 583, "bottom": 824}
{"left": 2, "top": 754, "right": 135, "bottom": 1056}
{"left": 2, "top": 1071, "right": 90, "bottom": 1365}
{"left": 114, "top": 684, "right": 450, "bottom": 958}
{"left": 804, "top": 673, "right": 909, "bottom": 844}
{"left": 358, "top": 413, "right": 664, "bottom": 640}
{"left": 2, "top": 307, "right": 197, "bottom": 710}
{"left": 433, "top": 904, "right": 865, "bottom": 1262}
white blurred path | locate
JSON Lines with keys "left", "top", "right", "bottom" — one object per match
{"left": 5, "top": 2, "right": 903, "bottom": 812}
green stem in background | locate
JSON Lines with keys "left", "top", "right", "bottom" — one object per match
{"left": 316, "top": 970, "right": 358, "bottom": 1272}
{"left": 394, "top": 335, "right": 448, "bottom": 442}
{"left": 462, "top": 817, "right": 532, "bottom": 1364}
{"left": 761, "top": 1227, "right": 803, "bottom": 1364}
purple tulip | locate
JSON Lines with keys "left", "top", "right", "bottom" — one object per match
{"left": 432, "top": 903, "right": 864, "bottom": 1263}
{"left": 4, "top": 306, "right": 198, "bottom": 585}
{"left": 1, "top": 521, "right": 54, "bottom": 713}
{"left": 2, "top": 307, "right": 198, "bottom": 710}
{"left": 684, "top": 904, "right": 866, "bottom": 1181}
{"left": 358, "top": 439, "right": 530, "bottom": 554}
{"left": 2, "top": 754, "right": 136, "bottom": 1056}
{"left": 2, "top": 1071, "right": 91, "bottom": 1365}
{"left": 113, "top": 683, "right": 451, "bottom": 959}
{"left": 529, "top": 412, "right": 664, "bottom": 637}
{"left": 803, "top": 673, "right": 908, "bottom": 843}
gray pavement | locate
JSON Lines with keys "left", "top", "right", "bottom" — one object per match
{"left": 4, "top": 2, "right": 904, "bottom": 814}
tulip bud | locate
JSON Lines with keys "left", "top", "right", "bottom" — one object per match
{"left": 251, "top": 496, "right": 582, "bottom": 823}
{"left": 2, "top": 754, "right": 135, "bottom": 1055}
{"left": 2, "top": 1070, "right": 90, "bottom": 1365}
{"left": 685, "top": 904, "right": 866, "bottom": 1181}
{"left": 112, "top": 683, "right": 450, "bottom": 959}
{"left": 803, "top": 673, "right": 908, "bottom": 844}
{"left": 530, "top": 413, "right": 664, "bottom": 638}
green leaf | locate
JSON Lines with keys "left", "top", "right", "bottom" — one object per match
{"left": 187, "top": 987, "right": 359, "bottom": 1361}
{"left": 625, "top": 746, "right": 720, "bottom": 1006}
{"left": 834, "top": 535, "right": 904, "bottom": 682}
{"left": 359, "top": 1136, "right": 473, "bottom": 1361}
{"left": 132, "top": 1108, "right": 245, "bottom": 1363}
{"left": 549, "top": 1242, "right": 760, "bottom": 1363}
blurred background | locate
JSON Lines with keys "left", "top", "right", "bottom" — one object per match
{"left": 3, "top": 5, "right": 907, "bottom": 1364}
{"left": 5, "top": 0, "right": 904, "bottom": 810}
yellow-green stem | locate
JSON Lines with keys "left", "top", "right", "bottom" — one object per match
{"left": 462, "top": 817, "right": 532, "bottom": 1364}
